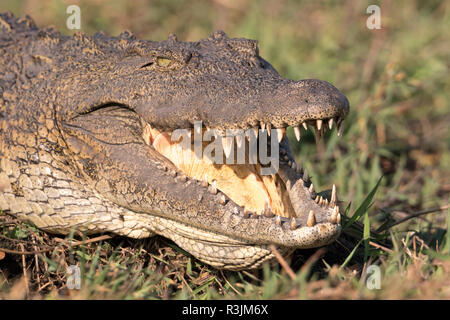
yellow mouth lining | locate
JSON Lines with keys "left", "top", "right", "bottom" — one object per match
{"left": 143, "top": 124, "right": 296, "bottom": 218}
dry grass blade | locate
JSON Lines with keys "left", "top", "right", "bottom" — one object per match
{"left": 19, "top": 243, "right": 29, "bottom": 298}
{"left": 0, "top": 234, "right": 114, "bottom": 255}
{"left": 0, "top": 246, "right": 54, "bottom": 255}
{"left": 369, "top": 241, "right": 393, "bottom": 253}
{"left": 379, "top": 205, "right": 450, "bottom": 231}
{"left": 269, "top": 245, "right": 296, "bottom": 280}
{"left": 220, "top": 270, "right": 242, "bottom": 296}
{"left": 300, "top": 248, "right": 326, "bottom": 274}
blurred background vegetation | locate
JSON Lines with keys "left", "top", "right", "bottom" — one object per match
{"left": 0, "top": 0, "right": 449, "bottom": 299}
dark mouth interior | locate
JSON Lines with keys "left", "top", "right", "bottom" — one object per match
{"left": 142, "top": 117, "right": 343, "bottom": 220}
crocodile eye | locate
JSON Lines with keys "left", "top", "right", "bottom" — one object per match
{"left": 156, "top": 57, "right": 171, "bottom": 67}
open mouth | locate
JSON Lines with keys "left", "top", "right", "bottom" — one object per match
{"left": 142, "top": 117, "right": 343, "bottom": 230}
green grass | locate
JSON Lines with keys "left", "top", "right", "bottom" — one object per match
{"left": 1, "top": 0, "right": 449, "bottom": 299}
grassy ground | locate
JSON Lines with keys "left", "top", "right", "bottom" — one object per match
{"left": 0, "top": 0, "right": 449, "bottom": 299}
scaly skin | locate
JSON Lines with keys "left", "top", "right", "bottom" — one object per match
{"left": 0, "top": 13, "right": 349, "bottom": 270}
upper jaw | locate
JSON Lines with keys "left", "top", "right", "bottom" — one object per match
{"left": 136, "top": 79, "right": 349, "bottom": 135}
{"left": 257, "top": 79, "right": 350, "bottom": 128}
{"left": 226, "top": 78, "right": 348, "bottom": 134}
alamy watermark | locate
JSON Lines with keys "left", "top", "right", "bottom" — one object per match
{"left": 365, "top": 265, "right": 381, "bottom": 290}
{"left": 66, "top": 265, "right": 81, "bottom": 290}
{"left": 66, "top": 5, "right": 81, "bottom": 30}
{"left": 366, "top": 5, "right": 381, "bottom": 30}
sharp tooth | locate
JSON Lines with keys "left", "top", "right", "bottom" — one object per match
{"left": 235, "top": 134, "right": 243, "bottom": 148}
{"left": 201, "top": 174, "right": 208, "bottom": 187}
{"left": 325, "top": 199, "right": 329, "bottom": 206}
{"left": 309, "top": 183, "right": 314, "bottom": 193}
{"left": 330, "top": 184, "right": 337, "bottom": 206}
{"left": 302, "top": 169, "right": 309, "bottom": 182}
{"left": 265, "top": 209, "right": 274, "bottom": 218}
{"left": 243, "top": 208, "right": 251, "bottom": 218}
{"left": 253, "top": 126, "right": 259, "bottom": 138}
{"left": 314, "top": 126, "right": 323, "bottom": 142}
{"left": 316, "top": 119, "right": 323, "bottom": 130}
{"left": 291, "top": 162, "right": 297, "bottom": 170}
{"left": 260, "top": 122, "right": 266, "bottom": 132}
{"left": 267, "top": 123, "right": 271, "bottom": 136}
{"left": 296, "top": 163, "right": 303, "bottom": 174}
{"left": 275, "top": 215, "right": 281, "bottom": 226}
{"left": 276, "top": 128, "right": 285, "bottom": 143}
{"left": 219, "top": 193, "right": 227, "bottom": 205}
{"left": 208, "top": 180, "right": 217, "bottom": 194}
{"left": 288, "top": 160, "right": 292, "bottom": 167}
{"left": 337, "top": 123, "right": 343, "bottom": 137}
{"left": 306, "top": 210, "right": 316, "bottom": 227}
{"left": 290, "top": 217, "right": 297, "bottom": 230}
{"left": 293, "top": 126, "right": 301, "bottom": 141}
{"left": 319, "top": 196, "right": 324, "bottom": 206}
{"left": 302, "top": 122, "right": 308, "bottom": 130}
{"left": 265, "top": 211, "right": 274, "bottom": 218}
{"left": 336, "top": 118, "right": 343, "bottom": 137}
{"left": 264, "top": 200, "right": 273, "bottom": 218}
{"left": 315, "top": 195, "right": 320, "bottom": 203}
{"left": 336, "top": 212, "right": 341, "bottom": 224}
{"left": 328, "top": 118, "right": 334, "bottom": 129}
{"left": 208, "top": 185, "right": 217, "bottom": 195}
{"left": 222, "top": 136, "right": 233, "bottom": 158}
{"left": 329, "top": 206, "right": 339, "bottom": 224}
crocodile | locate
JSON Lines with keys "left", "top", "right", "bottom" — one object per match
{"left": 0, "top": 12, "right": 349, "bottom": 270}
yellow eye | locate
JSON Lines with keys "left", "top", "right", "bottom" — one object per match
{"left": 156, "top": 57, "right": 171, "bottom": 67}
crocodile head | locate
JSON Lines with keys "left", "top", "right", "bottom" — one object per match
{"left": 50, "top": 31, "right": 349, "bottom": 269}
